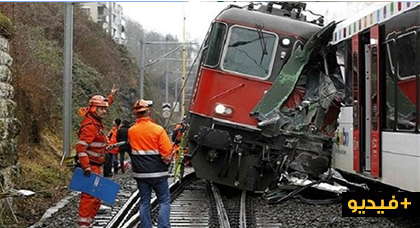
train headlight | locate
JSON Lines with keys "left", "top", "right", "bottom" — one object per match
{"left": 214, "top": 103, "right": 234, "bottom": 116}
{"left": 281, "top": 38, "right": 291, "bottom": 46}
{"left": 225, "top": 107, "right": 233, "bottom": 115}
{"left": 215, "top": 104, "right": 226, "bottom": 114}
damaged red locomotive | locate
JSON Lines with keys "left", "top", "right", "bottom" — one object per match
{"left": 186, "top": 2, "right": 342, "bottom": 191}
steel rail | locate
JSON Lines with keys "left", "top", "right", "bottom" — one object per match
{"left": 239, "top": 190, "right": 247, "bottom": 228}
{"left": 210, "top": 183, "right": 231, "bottom": 228}
{"left": 119, "top": 172, "right": 197, "bottom": 228}
{"left": 105, "top": 190, "right": 140, "bottom": 228}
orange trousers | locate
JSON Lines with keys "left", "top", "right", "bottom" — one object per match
{"left": 77, "top": 165, "right": 102, "bottom": 227}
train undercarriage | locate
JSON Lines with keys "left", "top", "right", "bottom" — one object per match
{"left": 189, "top": 113, "right": 335, "bottom": 192}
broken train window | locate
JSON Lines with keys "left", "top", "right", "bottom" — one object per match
{"left": 336, "top": 41, "right": 353, "bottom": 106}
{"left": 221, "top": 25, "right": 278, "bottom": 79}
{"left": 383, "top": 39, "right": 396, "bottom": 130}
{"left": 396, "top": 32, "right": 417, "bottom": 131}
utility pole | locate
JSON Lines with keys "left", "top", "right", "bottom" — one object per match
{"left": 181, "top": 15, "right": 187, "bottom": 117}
{"left": 173, "top": 75, "right": 182, "bottom": 108}
{"left": 137, "top": 38, "right": 196, "bottom": 120}
{"left": 165, "top": 36, "right": 169, "bottom": 103}
{"left": 164, "top": 36, "right": 169, "bottom": 126}
{"left": 139, "top": 41, "right": 184, "bottom": 99}
{"left": 139, "top": 40, "right": 145, "bottom": 99}
{"left": 139, "top": 40, "right": 182, "bottom": 99}
{"left": 62, "top": 3, "right": 73, "bottom": 163}
{"left": 175, "top": 79, "right": 178, "bottom": 102}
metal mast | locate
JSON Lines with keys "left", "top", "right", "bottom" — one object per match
{"left": 181, "top": 15, "right": 186, "bottom": 117}
{"left": 62, "top": 2, "right": 73, "bottom": 164}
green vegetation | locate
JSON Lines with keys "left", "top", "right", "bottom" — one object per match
{"left": 0, "top": 2, "right": 158, "bottom": 226}
{"left": 0, "top": 12, "right": 13, "bottom": 38}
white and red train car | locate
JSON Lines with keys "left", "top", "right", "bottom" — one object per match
{"left": 332, "top": 2, "right": 420, "bottom": 191}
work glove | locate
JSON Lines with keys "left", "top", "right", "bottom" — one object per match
{"left": 83, "top": 167, "right": 92, "bottom": 177}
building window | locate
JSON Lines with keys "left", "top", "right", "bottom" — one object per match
{"left": 81, "top": 7, "right": 90, "bottom": 16}
{"left": 98, "top": 6, "right": 104, "bottom": 16}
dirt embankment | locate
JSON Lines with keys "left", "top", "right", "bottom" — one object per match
{"left": 0, "top": 3, "right": 143, "bottom": 227}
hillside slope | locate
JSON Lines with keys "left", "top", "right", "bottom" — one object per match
{"left": 0, "top": 3, "right": 146, "bottom": 226}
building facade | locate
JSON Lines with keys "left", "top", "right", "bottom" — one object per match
{"left": 80, "top": 2, "right": 126, "bottom": 44}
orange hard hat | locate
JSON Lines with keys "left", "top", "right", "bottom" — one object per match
{"left": 88, "top": 95, "right": 109, "bottom": 107}
{"left": 133, "top": 99, "right": 150, "bottom": 113}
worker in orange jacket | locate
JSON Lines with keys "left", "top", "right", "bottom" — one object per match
{"left": 171, "top": 122, "right": 183, "bottom": 160}
{"left": 128, "top": 99, "right": 172, "bottom": 228}
{"left": 171, "top": 117, "right": 189, "bottom": 166}
{"left": 75, "top": 87, "right": 117, "bottom": 228}
{"left": 104, "top": 118, "right": 121, "bottom": 177}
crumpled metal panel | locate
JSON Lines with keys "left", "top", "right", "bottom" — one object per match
{"left": 250, "top": 22, "right": 336, "bottom": 122}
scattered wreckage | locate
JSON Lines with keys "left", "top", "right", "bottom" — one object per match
{"left": 250, "top": 22, "right": 358, "bottom": 202}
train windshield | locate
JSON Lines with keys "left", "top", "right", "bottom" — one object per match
{"left": 221, "top": 26, "right": 277, "bottom": 79}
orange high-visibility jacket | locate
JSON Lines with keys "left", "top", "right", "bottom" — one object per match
{"left": 128, "top": 117, "right": 172, "bottom": 179}
{"left": 76, "top": 95, "right": 113, "bottom": 169}
{"left": 107, "top": 126, "right": 119, "bottom": 155}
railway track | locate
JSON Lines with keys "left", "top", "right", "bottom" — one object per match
{"left": 103, "top": 170, "right": 284, "bottom": 228}
{"left": 30, "top": 168, "right": 412, "bottom": 228}
{"left": 92, "top": 176, "right": 138, "bottom": 228}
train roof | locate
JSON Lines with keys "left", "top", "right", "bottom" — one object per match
{"left": 332, "top": 2, "right": 420, "bottom": 44}
{"left": 216, "top": 7, "right": 322, "bottom": 41}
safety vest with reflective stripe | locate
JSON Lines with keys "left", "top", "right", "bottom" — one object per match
{"left": 128, "top": 117, "right": 172, "bottom": 179}
{"left": 76, "top": 113, "right": 109, "bottom": 169}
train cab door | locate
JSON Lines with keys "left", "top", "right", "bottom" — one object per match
{"left": 369, "top": 25, "right": 381, "bottom": 178}
{"left": 364, "top": 38, "right": 372, "bottom": 173}
{"left": 352, "top": 25, "right": 381, "bottom": 177}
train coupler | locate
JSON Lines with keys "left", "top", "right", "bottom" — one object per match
{"left": 219, "top": 134, "right": 243, "bottom": 178}
{"left": 259, "top": 145, "right": 271, "bottom": 178}
{"left": 234, "top": 147, "right": 243, "bottom": 186}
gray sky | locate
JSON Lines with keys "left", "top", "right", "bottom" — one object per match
{"left": 121, "top": 2, "right": 231, "bottom": 42}
{"left": 120, "top": 2, "right": 374, "bottom": 42}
